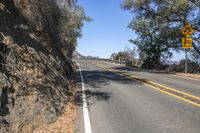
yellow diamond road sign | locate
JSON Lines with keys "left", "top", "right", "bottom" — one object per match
{"left": 182, "top": 24, "right": 193, "bottom": 36}
{"left": 182, "top": 38, "right": 193, "bottom": 49}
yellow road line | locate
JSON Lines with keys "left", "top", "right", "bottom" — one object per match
{"left": 147, "top": 81, "right": 200, "bottom": 101}
{"left": 90, "top": 61, "right": 200, "bottom": 107}
{"left": 121, "top": 73, "right": 200, "bottom": 101}
{"left": 141, "top": 81, "right": 200, "bottom": 107}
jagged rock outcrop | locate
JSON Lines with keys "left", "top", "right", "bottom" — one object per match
{"left": 0, "top": 0, "right": 75, "bottom": 132}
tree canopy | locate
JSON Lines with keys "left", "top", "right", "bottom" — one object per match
{"left": 110, "top": 47, "right": 136, "bottom": 61}
{"left": 122, "top": 0, "right": 200, "bottom": 68}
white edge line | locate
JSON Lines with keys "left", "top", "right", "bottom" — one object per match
{"left": 77, "top": 62, "right": 92, "bottom": 133}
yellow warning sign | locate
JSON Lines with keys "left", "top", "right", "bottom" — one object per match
{"left": 182, "top": 24, "right": 193, "bottom": 36}
{"left": 182, "top": 38, "right": 193, "bottom": 49}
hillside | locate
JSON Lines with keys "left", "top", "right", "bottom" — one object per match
{"left": 0, "top": 0, "right": 83, "bottom": 132}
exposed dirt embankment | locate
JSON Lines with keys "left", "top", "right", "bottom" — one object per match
{"left": 0, "top": 0, "right": 74, "bottom": 132}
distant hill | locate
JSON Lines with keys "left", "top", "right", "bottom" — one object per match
{"left": 0, "top": 1, "right": 80, "bottom": 132}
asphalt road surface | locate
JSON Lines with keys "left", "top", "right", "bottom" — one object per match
{"left": 75, "top": 60, "right": 200, "bottom": 133}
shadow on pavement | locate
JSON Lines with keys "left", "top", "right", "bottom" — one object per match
{"left": 75, "top": 90, "right": 112, "bottom": 106}
{"left": 75, "top": 69, "right": 141, "bottom": 106}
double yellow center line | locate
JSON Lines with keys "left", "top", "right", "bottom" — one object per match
{"left": 91, "top": 61, "right": 200, "bottom": 107}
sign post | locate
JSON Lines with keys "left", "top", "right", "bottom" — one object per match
{"left": 181, "top": 24, "right": 193, "bottom": 73}
{"left": 185, "top": 49, "right": 188, "bottom": 73}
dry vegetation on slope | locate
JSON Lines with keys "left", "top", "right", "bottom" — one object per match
{"left": 0, "top": 0, "right": 86, "bottom": 132}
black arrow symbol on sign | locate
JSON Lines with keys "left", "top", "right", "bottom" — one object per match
{"left": 184, "top": 28, "right": 190, "bottom": 33}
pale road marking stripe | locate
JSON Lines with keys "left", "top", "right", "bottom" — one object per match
{"left": 170, "top": 74, "right": 200, "bottom": 82}
{"left": 77, "top": 62, "right": 92, "bottom": 133}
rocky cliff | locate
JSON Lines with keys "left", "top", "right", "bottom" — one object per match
{"left": 0, "top": 0, "right": 77, "bottom": 132}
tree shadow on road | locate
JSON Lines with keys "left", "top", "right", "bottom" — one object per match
{"left": 76, "top": 70, "right": 140, "bottom": 88}
{"left": 75, "top": 69, "right": 142, "bottom": 107}
{"left": 75, "top": 90, "right": 112, "bottom": 106}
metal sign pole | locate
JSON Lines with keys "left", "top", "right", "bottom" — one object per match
{"left": 185, "top": 49, "right": 188, "bottom": 73}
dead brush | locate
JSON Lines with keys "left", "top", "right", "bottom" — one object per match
{"left": 1, "top": 32, "right": 13, "bottom": 46}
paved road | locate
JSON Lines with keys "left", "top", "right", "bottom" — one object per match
{"left": 75, "top": 60, "right": 200, "bottom": 133}
{"left": 102, "top": 61, "right": 200, "bottom": 98}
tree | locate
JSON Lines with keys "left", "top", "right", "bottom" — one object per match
{"left": 168, "top": 59, "right": 200, "bottom": 73}
{"left": 122, "top": 0, "right": 200, "bottom": 69}
{"left": 61, "top": 4, "right": 91, "bottom": 57}
{"left": 190, "top": 45, "right": 200, "bottom": 64}
{"left": 123, "top": 47, "right": 136, "bottom": 61}
{"left": 13, "top": 0, "right": 90, "bottom": 58}
{"left": 110, "top": 47, "right": 136, "bottom": 61}
{"left": 126, "top": 13, "right": 180, "bottom": 69}
{"left": 110, "top": 53, "right": 117, "bottom": 60}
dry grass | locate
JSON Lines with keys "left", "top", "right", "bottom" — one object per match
{"left": 33, "top": 102, "right": 76, "bottom": 133}
{"left": 176, "top": 73, "right": 200, "bottom": 80}
{"left": 33, "top": 80, "right": 77, "bottom": 133}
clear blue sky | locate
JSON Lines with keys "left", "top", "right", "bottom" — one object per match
{"left": 77, "top": 0, "right": 184, "bottom": 61}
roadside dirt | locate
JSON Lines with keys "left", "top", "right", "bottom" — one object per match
{"left": 33, "top": 79, "right": 78, "bottom": 133}
{"left": 176, "top": 73, "right": 200, "bottom": 80}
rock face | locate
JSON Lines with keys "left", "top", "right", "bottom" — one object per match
{"left": 0, "top": 0, "right": 73, "bottom": 132}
